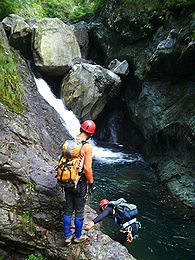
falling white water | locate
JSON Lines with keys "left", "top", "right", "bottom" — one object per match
{"left": 34, "top": 77, "right": 143, "bottom": 164}
{"left": 34, "top": 77, "right": 80, "bottom": 137}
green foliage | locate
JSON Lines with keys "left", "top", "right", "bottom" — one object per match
{"left": 72, "top": 0, "right": 106, "bottom": 19}
{"left": 41, "top": 0, "right": 73, "bottom": 20}
{"left": 21, "top": 210, "right": 36, "bottom": 232}
{"left": 17, "top": 0, "right": 45, "bottom": 19}
{"left": 113, "top": 0, "right": 194, "bottom": 16}
{"left": 27, "top": 182, "right": 36, "bottom": 192}
{"left": 0, "top": 46, "right": 24, "bottom": 113}
{"left": 25, "top": 254, "right": 46, "bottom": 260}
{"left": 192, "top": 30, "right": 195, "bottom": 39}
{"left": 0, "top": 0, "right": 193, "bottom": 21}
{"left": 0, "top": 0, "right": 106, "bottom": 21}
{"left": 0, "top": 0, "right": 20, "bottom": 20}
{"left": 26, "top": 182, "right": 36, "bottom": 200}
{"left": 164, "top": 0, "right": 194, "bottom": 9}
{"left": 0, "top": 249, "right": 6, "bottom": 260}
{"left": 40, "top": 0, "right": 106, "bottom": 20}
{"left": 0, "top": 0, "right": 45, "bottom": 20}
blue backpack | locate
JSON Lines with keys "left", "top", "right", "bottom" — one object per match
{"left": 108, "top": 198, "right": 141, "bottom": 242}
{"left": 108, "top": 198, "right": 138, "bottom": 223}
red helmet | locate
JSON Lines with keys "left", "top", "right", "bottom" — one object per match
{"left": 80, "top": 120, "right": 96, "bottom": 136}
{"left": 99, "top": 199, "right": 109, "bottom": 210}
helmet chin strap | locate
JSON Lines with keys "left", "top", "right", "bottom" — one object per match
{"left": 85, "top": 134, "right": 91, "bottom": 140}
{"left": 79, "top": 131, "right": 91, "bottom": 140}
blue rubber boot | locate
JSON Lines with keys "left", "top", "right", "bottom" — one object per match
{"left": 74, "top": 217, "right": 88, "bottom": 243}
{"left": 63, "top": 215, "right": 73, "bottom": 245}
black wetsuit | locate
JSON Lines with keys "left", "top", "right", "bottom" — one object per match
{"left": 93, "top": 206, "right": 118, "bottom": 223}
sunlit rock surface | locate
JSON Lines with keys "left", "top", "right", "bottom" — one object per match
{"left": 32, "top": 18, "right": 81, "bottom": 75}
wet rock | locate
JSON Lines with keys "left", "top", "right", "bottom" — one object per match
{"left": 108, "top": 59, "right": 129, "bottom": 75}
{"left": 61, "top": 62, "right": 121, "bottom": 120}
{"left": 73, "top": 21, "right": 89, "bottom": 59}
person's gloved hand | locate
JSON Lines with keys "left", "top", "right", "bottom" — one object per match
{"left": 88, "top": 182, "right": 96, "bottom": 195}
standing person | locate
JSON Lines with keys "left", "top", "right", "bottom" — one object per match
{"left": 62, "top": 120, "right": 96, "bottom": 245}
{"left": 85, "top": 198, "right": 141, "bottom": 245}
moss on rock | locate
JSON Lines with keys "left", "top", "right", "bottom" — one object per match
{"left": 0, "top": 25, "right": 24, "bottom": 113}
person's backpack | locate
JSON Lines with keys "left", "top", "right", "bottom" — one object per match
{"left": 108, "top": 198, "right": 141, "bottom": 243}
{"left": 108, "top": 198, "right": 138, "bottom": 223}
{"left": 55, "top": 139, "right": 86, "bottom": 189}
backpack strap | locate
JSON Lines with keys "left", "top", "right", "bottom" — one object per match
{"left": 55, "top": 154, "right": 66, "bottom": 174}
{"left": 112, "top": 204, "right": 125, "bottom": 223}
{"left": 76, "top": 140, "right": 88, "bottom": 174}
{"left": 122, "top": 218, "right": 137, "bottom": 229}
{"left": 112, "top": 206, "right": 119, "bottom": 235}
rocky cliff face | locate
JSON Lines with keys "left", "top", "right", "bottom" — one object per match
{"left": 0, "top": 24, "right": 134, "bottom": 260}
{"left": 88, "top": 0, "right": 195, "bottom": 208}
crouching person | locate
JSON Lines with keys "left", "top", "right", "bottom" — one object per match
{"left": 85, "top": 198, "right": 141, "bottom": 244}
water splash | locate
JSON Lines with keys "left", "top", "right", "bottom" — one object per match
{"left": 93, "top": 146, "right": 143, "bottom": 164}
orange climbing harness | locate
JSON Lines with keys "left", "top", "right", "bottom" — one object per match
{"left": 120, "top": 225, "right": 134, "bottom": 243}
{"left": 119, "top": 218, "right": 141, "bottom": 244}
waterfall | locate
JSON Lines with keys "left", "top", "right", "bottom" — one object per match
{"left": 34, "top": 77, "right": 80, "bottom": 137}
{"left": 107, "top": 114, "right": 121, "bottom": 144}
{"left": 34, "top": 77, "right": 144, "bottom": 164}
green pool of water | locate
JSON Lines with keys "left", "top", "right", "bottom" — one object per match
{"left": 88, "top": 153, "right": 195, "bottom": 260}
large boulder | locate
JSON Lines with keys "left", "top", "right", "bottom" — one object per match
{"left": 158, "top": 160, "right": 195, "bottom": 208}
{"left": 2, "top": 14, "right": 32, "bottom": 57}
{"left": 2, "top": 14, "right": 25, "bottom": 33}
{"left": 32, "top": 18, "right": 81, "bottom": 76}
{"left": 61, "top": 61, "right": 121, "bottom": 120}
